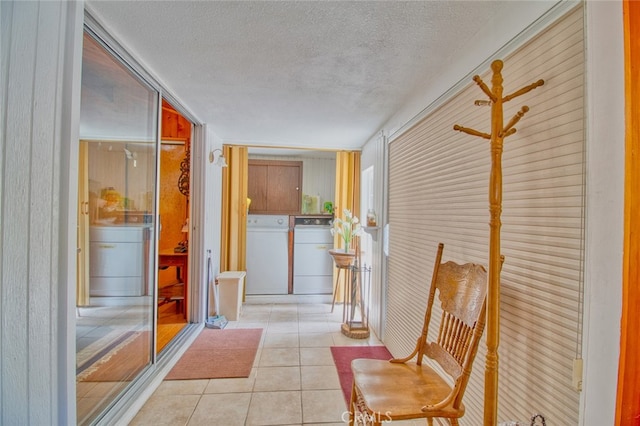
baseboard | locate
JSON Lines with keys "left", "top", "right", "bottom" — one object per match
{"left": 245, "top": 294, "right": 332, "bottom": 304}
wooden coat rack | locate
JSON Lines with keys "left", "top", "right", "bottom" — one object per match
{"left": 453, "top": 59, "right": 544, "bottom": 425}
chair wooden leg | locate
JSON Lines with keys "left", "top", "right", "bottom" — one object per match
{"left": 449, "top": 418, "right": 459, "bottom": 426}
{"left": 349, "top": 382, "right": 356, "bottom": 426}
{"left": 427, "top": 419, "right": 434, "bottom": 426}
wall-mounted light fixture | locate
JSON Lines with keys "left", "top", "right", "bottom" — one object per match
{"left": 209, "top": 149, "right": 228, "bottom": 167}
{"left": 124, "top": 147, "right": 137, "bottom": 167}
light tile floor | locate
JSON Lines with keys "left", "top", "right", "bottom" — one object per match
{"left": 130, "top": 302, "right": 424, "bottom": 425}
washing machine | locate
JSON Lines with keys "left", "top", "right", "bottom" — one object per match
{"left": 245, "top": 214, "right": 290, "bottom": 294}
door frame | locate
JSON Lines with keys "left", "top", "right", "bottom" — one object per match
{"left": 616, "top": 1, "right": 640, "bottom": 423}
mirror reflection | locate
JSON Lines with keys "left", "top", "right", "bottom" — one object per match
{"left": 75, "top": 32, "right": 157, "bottom": 425}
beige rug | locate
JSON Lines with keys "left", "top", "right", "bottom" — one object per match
{"left": 165, "top": 328, "right": 262, "bottom": 380}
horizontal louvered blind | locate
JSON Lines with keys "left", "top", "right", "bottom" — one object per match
{"left": 386, "top": 5, "right": 584, "bottom": 425}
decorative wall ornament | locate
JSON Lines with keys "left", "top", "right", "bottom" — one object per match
{"left": 178, "top": 148, "right": 190, "bottom": 197}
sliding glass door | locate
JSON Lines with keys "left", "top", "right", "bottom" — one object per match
{"left": 75, "top": 30, "right": 159, "bottom": 425}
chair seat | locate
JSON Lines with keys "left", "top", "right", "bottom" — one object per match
{"left": 348, "top": 245, "right": 487, "bottom": 426}
{"left": 351, "top": 358, "right": 464, "bottom": 420}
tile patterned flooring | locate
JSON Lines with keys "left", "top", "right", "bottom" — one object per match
{"left": 129, "top": 302, "right": 423, "bottom": 425}
{"left": 76, "top": 302, "right": 185, "bottom": 425}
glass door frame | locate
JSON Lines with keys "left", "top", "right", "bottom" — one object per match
{"left": 77, "top": 26, "right": 161, "bottom": 425}
{"left": 79, "top": 10, "right": 206, "bottom": 425}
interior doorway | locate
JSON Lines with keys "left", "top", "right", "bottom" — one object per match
{"left": 156, "top": 100, "right": 193, "bottom": 352}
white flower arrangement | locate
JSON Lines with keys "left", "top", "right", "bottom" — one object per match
{"left": 330, "top": 209, "right": 362, "bottom": 252}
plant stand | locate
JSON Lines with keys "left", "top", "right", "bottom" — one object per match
{"left": 328, "top": 249, "right": 355, "bottom": 268}
{"left": 339, "top": 260, "right": 371, "bottom": 339}
{"left": 329, "top": 249, "right": 356, "bottom": 313}
{"left": 328, "top": 232, "right": 371, "bottom": 339}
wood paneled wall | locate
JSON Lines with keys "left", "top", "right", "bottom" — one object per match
{"left": 160, "top": 103, "right": 191, "bottom": 284}
{"left": 162, "top": 100, "right": 192, "bottom": 140}
{"left": 159, "top": 143, "right": 188, "bottom": 252}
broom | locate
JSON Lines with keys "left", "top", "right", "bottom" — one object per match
{"left": 205, "top": 252, "right": 227, "bottom": 329}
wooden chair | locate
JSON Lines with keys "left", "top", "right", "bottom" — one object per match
{"left": 349, "top": 243, "right": 489, "bottom": 426}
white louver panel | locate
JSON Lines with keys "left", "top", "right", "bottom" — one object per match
{"left": 385, "top": 5, "right": 584, "bottom": 425}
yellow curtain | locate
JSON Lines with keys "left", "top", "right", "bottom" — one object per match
{"left": 334, "top": 151, "right": 361, "bottom": 247}
{"left": 76, "top": 141, "right": 91, "bottom": 306}
{"left": 220, "top": 145, "right": 249, "bottom": 275}
{"left": 332, "top": 151, "right": 361, "bottom": 300}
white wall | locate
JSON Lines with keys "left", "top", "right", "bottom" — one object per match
{"left": 582, "top": 1, "right": 625, "bottom": 424}
{"left": 360, "top": 134, "right": 386, "bottom": 338}
{"left": 199, "top": 126, "right": 225, "bottom": 318}
{"left": 0, "top": 1, "right": 84, "bottom": 424}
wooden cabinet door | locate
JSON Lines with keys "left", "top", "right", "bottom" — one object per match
{"left": 247, "top": 163, "right": 268, "bottom": 212}
{"left": 248, "top": 160, "right": 302, "bottom": 214}
{"left": 268, "top": 163, "right": 300, "bottom": 212}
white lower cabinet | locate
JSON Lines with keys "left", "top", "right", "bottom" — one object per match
{"left": 89, "top": 225, "right": 152, "bottom": 297}
{"left": 293, "top": 226, "right": 334, "bottom": 294}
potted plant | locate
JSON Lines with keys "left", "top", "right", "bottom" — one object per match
{"left": 329, "top": 209, "right": 362, "bottom": 267}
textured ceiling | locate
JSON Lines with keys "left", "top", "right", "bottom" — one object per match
{"left": 85, "top": 1, "right": 555, "bottom": 151}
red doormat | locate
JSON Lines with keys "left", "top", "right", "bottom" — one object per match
{"left": 330, "top": 345, "right": 393, "bottom": 404}
{"left": 166, "top": 328, "right": 263, "bottom": 380}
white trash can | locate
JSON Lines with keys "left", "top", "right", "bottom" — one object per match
{"left": 216, "top": 271, "right": 246, "bottom": 321}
